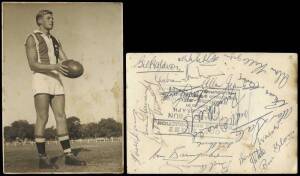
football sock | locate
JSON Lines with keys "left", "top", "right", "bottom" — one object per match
{"left": 35, "top": 136, "right": 46, "bottom": 156}
{"left": 58, "top": 134, "right": 72, "bottom": 154}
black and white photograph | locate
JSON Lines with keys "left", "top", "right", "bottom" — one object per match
{"left": 2, "top": 2, "right": 123, "bottom": 173}
{"left": 2, "top": 0, "right": 298, "bottom": 175}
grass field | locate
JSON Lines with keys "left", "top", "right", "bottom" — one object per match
{"left": 4, "top": 140, "right": 123, "bottom": 173}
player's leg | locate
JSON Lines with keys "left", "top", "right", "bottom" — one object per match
{"left": 34, "top": 93, "right": 55, "bottom": 169}
{"left": 50, "top": 95, "right": 86, "bottom": 166}
{"left": 50, "top": 95, "right": 69, "bottom": 152}
{"left": 34, "top": 93, "right": 50, "bottom": 155}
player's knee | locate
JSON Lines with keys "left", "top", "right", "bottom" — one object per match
{"left": 37, "top": 114, "right": 48, "bottom": 125}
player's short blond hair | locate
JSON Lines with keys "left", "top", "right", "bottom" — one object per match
{"left": 36, "top": 9, "right": 53, "bottom": 26}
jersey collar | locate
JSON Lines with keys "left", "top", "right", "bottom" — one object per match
{"left": 34, "top": 29, "right": 43, "bottom": 34}
{"left": 34, "top": 29, "right": 52, "bottom": 38}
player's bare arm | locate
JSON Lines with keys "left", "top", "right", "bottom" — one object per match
{"left": 25, "top": 35, "right": 69, "bottom": 75}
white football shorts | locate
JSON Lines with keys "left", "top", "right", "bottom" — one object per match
{"left": 32, "top": 71, "right": 64, "bottom": 96}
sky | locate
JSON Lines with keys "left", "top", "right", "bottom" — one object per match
{"left": 2, "top": 2, "right": 123, "bottom": 127}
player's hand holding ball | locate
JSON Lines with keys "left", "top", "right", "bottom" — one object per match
{"left": 55, "top": 62, "right": 69, "bottom": 75}
{"left": 58, "top": 59, "right": 84, "bottom": 78}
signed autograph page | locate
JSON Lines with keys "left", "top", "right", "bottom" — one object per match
{"left": 126, "top": 53, "right": 297, "bottom": 174}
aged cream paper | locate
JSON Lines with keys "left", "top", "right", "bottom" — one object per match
{"left": 126, "top": 53, "right": 297, "bottom": 174}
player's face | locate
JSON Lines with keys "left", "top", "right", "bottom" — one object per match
{"left": 40, "top": 14, "right": 54, "bottom": 30}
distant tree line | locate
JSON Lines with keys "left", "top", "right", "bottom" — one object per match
{"left": 4, "top": 117, "right": 122, "bottom": 142}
